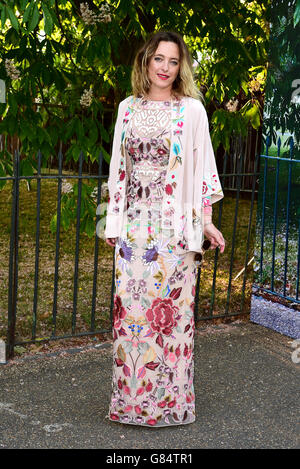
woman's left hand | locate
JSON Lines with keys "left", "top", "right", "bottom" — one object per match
{"left": 203, "top": 223, "right": 226, "bottom": 253}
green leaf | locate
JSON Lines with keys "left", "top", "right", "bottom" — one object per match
{"left": 74, "top": 118, "right": 84, "bottom": 140}
{"left": 7, "top": 114, "right": 17, "bottom": 134}
{"left": 50, "top": 213, "right": 57, "bottom": 233}
{"left": 40, "top": 141, "right": 52, "bottom": 158}
{"left": 7, "top": 6, "right": 19, "bottom": 31}
{"left": 45, "top": 40, "right": 53, "bottom": 63}
{"left": 99, "top": 122, "right": 109, "bottom": 142}
{"left": 37, "top": 127, "right": 52, "bottom": 145}
{"left": 241, "top": 79, "right": 249, "bottom": 95}
{"left": 28, "top": 3, "right": 40, "bottom": 31}
{"left": 86, "top": 39, "right": 96, "bottom": 62}
{"left": 23, "top": 0, "right": 34, "bottom": 23}
{"left": 46, "top": 125, "right": 59, "bottom": 146}
{"left": 20, "top": 0, "right": 28, "bottom": 10}
{"left": 52, "top": 69, "right": 66, "bottom": 91}
{"left": 97, "top": 36, "right": 111, "bottom": 61}
{"left": 85, "top": 216, "right": 95, "bottom": 238}
{"left": 100, "top": 145, "right": 111, "bottom": 165}
{"left": 294, "top": 0, "right": 300, "bottom": 27}
{"left": 76, "top": 42, "right": 87, "bottom": 62}
{"left": 42, "top": 4, "right": 53, "bottom": 35}
{"left": 70, "top": 143, "right": 81, "bottom": 161}
{"left": 41, "top": 66, "right": 54, "bottom": 85}
{"left": 61, "top": 209, "right": 71, "bottom": 230}
{"left": 64, "top": 119, "right": 76, "bottom": 140}
{"left": 0, "top": 160, "right": 7, "bottom": 190}
{"left": 1, "top": 6, "right": 6, "bottom": 29}
{"left": 245, "top": 103, "right": 261, "bottom": 129}
{"left": 88, "top": 121, "right": 98, "bottom": 146}
{"left": 8, "top": 93, "right": 18, "bottom": 116}
{"left": 20, "top": 157, "right": 34, "bottom": 176}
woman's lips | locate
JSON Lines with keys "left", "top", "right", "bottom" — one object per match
{"left": 157, "top": 74, "right": 169, "bottom": 80}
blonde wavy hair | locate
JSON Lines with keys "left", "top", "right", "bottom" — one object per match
{"left": 131, "top": 30, "right": 203, "bottom": 102}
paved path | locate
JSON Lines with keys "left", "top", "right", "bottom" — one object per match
{"left": 0, "top": 322, "right": 299, "bottom": 449}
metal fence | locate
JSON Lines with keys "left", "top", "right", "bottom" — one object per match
{"left": 252, "top": 135, "right": 300, "bottom": 304}
{"left": 3, "top": 149, "right": 112, "bottom": 360}
{"left": 1, "top": 134, "right": 261, "bottom": 360}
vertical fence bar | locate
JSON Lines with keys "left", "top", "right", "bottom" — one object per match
{"left": 51, "top": 148, "right": 63, "bottom": 337}
{"left": 32, "top": 150, "right": 42, "bottom": 340}
{"left": 270, "top": 139, "right": 281, "bottom": 291}
{"left": 240, "top": 150, "right": 260, "bottom": 311}
{"left": 72, "top": 150, "right": 84, "bottom": 334}
{"left": 208, "top": 150, "right": 228, "bottom": 317}
{"left": 296, "top": 218, "right": 300, "bottom": 301}
{"left": 283, "top": 138, "right": 293, "bottom": 296}
{"left": 232, "top": 140, "right": 236, "bottom": 191}
{"left": 225, "top": 140, "right": 243, "bottom": 315}
{"left": 7, "top": 150, "right": 20, "bottom": 359}
{"left": 91, "top": 150, "right": 103, "bottom": 331}
{"left": 259, "top": 136, "right": 270, "bottom": 284}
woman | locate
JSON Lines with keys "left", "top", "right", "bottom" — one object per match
{"left": 104, "top": 30, "right": 225, "bottom": 427}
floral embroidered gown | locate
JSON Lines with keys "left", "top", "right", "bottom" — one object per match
{"left": 109, "top": 97, "right": 206, "bottom": 427}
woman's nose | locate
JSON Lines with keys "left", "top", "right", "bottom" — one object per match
{"left": 161, "top": 61, "right": 169, "bottom": 71}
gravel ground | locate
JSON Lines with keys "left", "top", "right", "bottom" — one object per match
{"left": 250, "top": 294, "right": 300, "bottom": 339}
{"left": 0, "top": 321, "right": 299, "bottom": 449}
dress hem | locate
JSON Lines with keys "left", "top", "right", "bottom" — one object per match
{"left": 108, "top": 417, "right": 196, "bottom": 428}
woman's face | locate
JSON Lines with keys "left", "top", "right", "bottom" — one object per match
{"left": 147, "top": 41, "right": 180, "bottom": 93}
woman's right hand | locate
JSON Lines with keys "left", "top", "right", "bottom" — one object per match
{"left": 105, "top": 237, "right": 117, "bottom": 247}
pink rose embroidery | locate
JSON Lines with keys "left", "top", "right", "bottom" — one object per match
{"left": 146, "top": 298, "right": 179, "bottom": 336}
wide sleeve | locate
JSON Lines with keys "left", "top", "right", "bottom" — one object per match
{"left": 104, "top": 99, "right": 127, "bottom": 238}
{"left": 192, "top": 103, "right": 224, "bottom": 227}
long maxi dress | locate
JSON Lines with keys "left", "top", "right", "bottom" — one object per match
{"left": 108, "top": 97, "right": 210, "bottom": 427}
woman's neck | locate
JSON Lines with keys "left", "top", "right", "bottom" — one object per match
{"left": 144, "top": 89, "right": 174, "bottom": 101}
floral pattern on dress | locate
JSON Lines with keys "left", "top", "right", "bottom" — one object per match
{"left": 108, "top": 99, "right": 199, "bottom": 427}
{"left": 110, "top": 268, "right": 197, "bottom": 426}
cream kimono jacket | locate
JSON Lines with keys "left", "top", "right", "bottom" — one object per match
{"left": 104, "top": 95, "right": 224, "bottom": 253}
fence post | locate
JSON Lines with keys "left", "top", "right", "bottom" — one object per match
{"left": 6, "top": 149, "right": 20, "bottom": 359}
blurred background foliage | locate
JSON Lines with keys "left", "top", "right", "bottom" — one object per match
{"left": 0, "top": 0, "right": 270, "bottom": 168}
{"left": 262, "top": 0, "right": 300, "bottom": 150}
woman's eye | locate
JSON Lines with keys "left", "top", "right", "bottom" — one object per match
{"left": 154, "top": 57, "right": 178, "bottom": 66}
{"left": 154, "top": 57, "right": 178, "bottom": 65}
